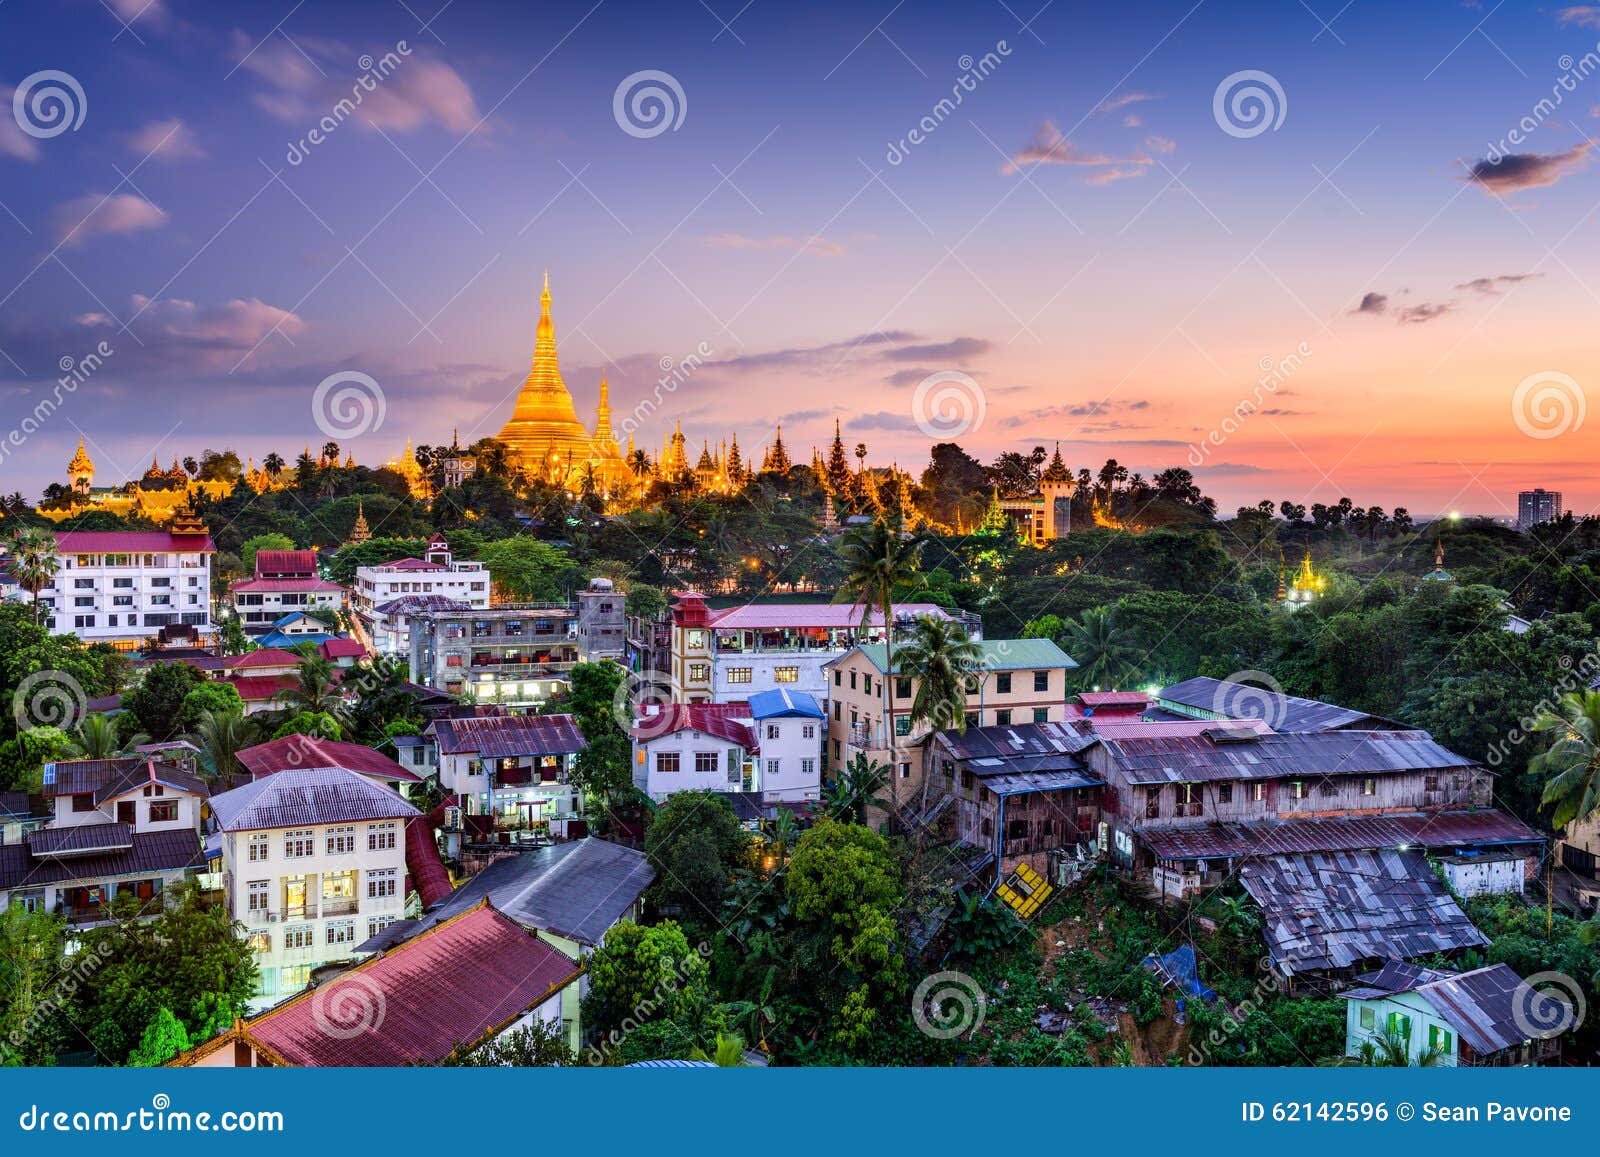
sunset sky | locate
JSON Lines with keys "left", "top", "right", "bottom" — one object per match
{"left": 2, "top": 0, "right": 1599, "bottom": 517}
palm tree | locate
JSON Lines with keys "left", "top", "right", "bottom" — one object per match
{"left": 762, "top": 809, "right": 800, "bottom": 867}
{"left": 687, "top": 1031, "right": 749, "bottom": 1067}
{"left": 276, "top": 656, "right": 346, "bottom": 719}
{"left": 67, "top": 714, "right": 148, "bottom": 759}
{"left": 1328, "top": 1024, "right": 1445, "bottom": 1067}
{"left": 4, "top": 525, "right": 61, "bottom": 626}
{"left": 835, "top": 517, "right": 925, "bottom": 758}
{"left": 1531, "top": 691, "right": 1600, "bottom": 831}
{"left": 262, "top": 452, "right": 285, "bottom": 479}
{"left": 895, "top": 615, "right": 980, "bottom": 734}
{"left": 189, "top": 708, "right": 259, "bottom": 783}
{"left": 1062, "top": 606, "right": 1139, "bottom": 690}
{"left": 824, "top": 753, "right": 890, "bottom": 824}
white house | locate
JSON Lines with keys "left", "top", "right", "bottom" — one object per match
{"left": 41, "top": 526, "right": 215, "bottom": 652}
{"left": 229, "top": 549, "right": 345, "bottom": 636}
{"left": 748, "top": 688, "right": 824, "bottom": 802}
{"left": 351, "top": 533, "right": 490, "bottom": 655}
{"left": 631, "top": 702, "right": 756, "bottom": 802}
{"left": 209, "top": 767, "right": 419, "bottom": 1007}
{"left": 425, "top": 714, "right": 587, "bottom": 835}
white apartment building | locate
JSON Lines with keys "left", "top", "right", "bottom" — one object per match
{"left": 229, "top": 549, "right": 346, "bottom": 636}
{"left": 631, "top": 703, "right": 756, "bottom": 802}
{"left": 748, "top": 689, "right": 825, "bottom": 802}
{"left": 351, "top": 532, "right": 491, "bottom": 654}
{"left": 41, "top": 528, "right": 214, "bottom": 651}
{"left": 209, "top": 768, "right": 419, "bottom": 1007}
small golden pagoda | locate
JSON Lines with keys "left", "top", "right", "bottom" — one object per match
{"left": 347, "top": 501, "right": 371, "bottom": 545}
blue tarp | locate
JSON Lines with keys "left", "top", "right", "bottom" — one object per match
{"left": 1140, "top": 944, "right": 1218, "bottom": 1002}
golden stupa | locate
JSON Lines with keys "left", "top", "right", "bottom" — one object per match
{"left": 497, "top": 273, "right": 632, "bottom": 494}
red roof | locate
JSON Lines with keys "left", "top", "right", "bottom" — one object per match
{"left": 633, "top": 702, "right": 756, "bottom": 748}
{"left": 319, "top": 638, "right": 368, "bottom": 660}
{"left": 377, "top": 557, "right": 446, "bottom": 571}
{"left": 254, "top": 549, "right": 318, "bottom": 578}
{"left": 236, "top": 734, "right": 420, "bottom": 783}
{"left": 237, "top": 903, "right": 581, "bottom": 1066}
{"left": 221, "top": 674, "right": 301, "bottom": 702}
{"left": 54, "top": 530, "right": 214, "bottom": 554}
{"left": 406, "top": 816, "right": 452, "bottom": 908}
{"left": 1076, "top": 691, "right": 1152, "bottom": 708}
{"left": 707, "top": 601, "right": 951, "bottom": 630}
{"left": 231, "top": 577, "right": 345, "bottom": 593}
{"left": 225, "top": 649, "right": 304, "bottom": 670}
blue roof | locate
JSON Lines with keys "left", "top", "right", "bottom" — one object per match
{"left": 748, "top": 688, "right": 825, "bottom": 720}
{"left": 255, "top": 629, "right": 339, "bottom": 649}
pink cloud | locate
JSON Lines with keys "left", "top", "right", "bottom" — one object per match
{"left": 125, "top": 118, "right": 205, "bottom": 160}
{"left": 52, "top": 193, "right": 168, "bottom": 246}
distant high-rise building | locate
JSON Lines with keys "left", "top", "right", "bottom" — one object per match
{"left": 1517, "top": 488, "right": 1563, "bottom": 529}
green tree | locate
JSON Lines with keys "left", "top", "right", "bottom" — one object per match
{"left": 1531, "top": 690, "right": 1600, "bottom": 831}
{"left": 835, "top": 517, "right": 925, "bottom": 767}
{"left": 624, "top": 583, "right": 667, "bottom": 621}
{"left": 272, "top": 712, "right": 342, "bottom": 742}
{"left": 476, "top": 536, "right": 580, "bottom": 601}
{"left": 1061, "top": 606, "right": 1138, "bottom": 691}
{"left": 896, "top": 615, "right": 980, "bottom": 733}
{"left": 441, "top": 1018, "right": 575, "bottom": 1066}
{"left": 219, "top": 617, "right": 252, "bottom": 656}
{"left": 824, "top": 752, "right": 890, "bottom": 825}
{"left": 127, "top": 1006, "right": 192, "bottom": 1067}
{"left": 3, "top": 525, "right": 61, "bottom": 626}
{"left": 190, "top": 709, "right": 259, "bottom": 782}
{"left": 177, "top": 681, "right": 244, "bottom": 732}
{"left": 276, "top": 656, "right": 345, "bottom": 719}
{"left": 563, "top": 661, "right": 634, "bottom": 814}
{"left": 123, "top": 662, "right": 207, "bottom": 740}
{"left": 581, "top": 920, "right": 711, "bottom": 1040}
{"left": 237, "top": 533, "right": 295, "bottom": 574}
{"left": 0, "top": 906, "right": 66, "bottom": 1065}
{"left": 644, "top": 791, "right": 749, "bottom": 928}
{"left": 67, "top": 713, "right": 147, "bottom": 760}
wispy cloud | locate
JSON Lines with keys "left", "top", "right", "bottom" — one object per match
{"left": 1397, "top": 303, "right": 1450, "bottom": 324}
{"left": 126, "top": 118, "right": 205, "bottom": 160}
{"left": 1003, "top": 121, "right": 1152, "bottom": 179}
{"left": 0, "top": 85, "right": 40, "bottom": 161}
{"left": 52, "top": 193, "right": 168, "bottom": 246}
{"left": 1352, "top": 292, "right": 1389, "bottom": 315}
{"left": 1465, "top": 143, "right": 1593, "bottom": 192}
{"left": 1556, "top": 6, "right": 1600, "bottom": 28}
{"left": 1455, "top": 272, "right": 1541, "bottom": 294}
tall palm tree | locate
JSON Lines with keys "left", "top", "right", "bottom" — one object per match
{"left": 276, "top": 656, "right": 346, "bottom": 719}
{"left": 67, "top": 714, "right": 148, "bottom": 759}
{"left": 262, "top": 452, "right": 285, "bottom": 480}
{"left": 189, "top": 708, "right": 259, "bottom": 783}
{"left": 825, "top": 753, "right": 890, "bottom": 824}
{"left": 1062, "top": 606, "right": 1139, "bottom": 691}
{"left": 835, "top": 518, "right": 925, "bottom": 757}
{"left": 895, "top": 615, "right": 981, "bottom": 734}
{"left": 4, "top": 525, "right": 61, "bottom": 626}
{"left": 1531, "top": 690, "right": 1600, "bottom": 831}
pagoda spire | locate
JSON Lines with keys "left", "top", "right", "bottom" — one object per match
{"left": 347, "top": 501, "right": 371, "bottom": 545}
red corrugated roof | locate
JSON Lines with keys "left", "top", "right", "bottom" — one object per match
{"left": 1077, "top": 691, "right": 1152, "bottom": 708}
{"left": 221, "top": 674, "right": 301, "bottom": 701}
{"left": 241, "top": 903, "right": 581, "bottom": 1066}
{"left": 254, "top": 549, "right": 318, "bottom": 578}
{"left": 632, "top": 702, "right": 756, "bottom": 748}
{"left": 231, "top": 577, "right": 345, "bottom": 593}
{"left": 706, "top": 601, "right": 950, "bottom": 630}
{"left": 406, "top": 817, "right": 452, "bottom": 908}
{"left": 225, "top": 648, "right": 304, "bottom": 670}
{"left": 318, "top": 638, "right": 368, "bottom": 659}
{"left": 236, "top": 734, "right": 420, "bottom": 783}
{"left": 377, "top": 557, "right": 446, "bottom": 571}
{"left": 55, "top": 530, "right": 214, "bottom": 553}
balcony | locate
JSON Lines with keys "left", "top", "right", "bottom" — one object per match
{"left": 322, "top": 896, "right": 358, "bottom": 917}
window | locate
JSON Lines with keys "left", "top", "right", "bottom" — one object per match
{"left": 1359, "top": 1007, "right": 1375, "bottom": 1030}
{"left": 74, "top": 596, "right": 94, "bottom": 608}
{"left": 1033, "top": 707, "right": 1049, "bottom": 723}
{"left": 657, "top": 751, "right": 681, "bottom": 774}
{"left": 1386, "top": 1012, "right": 1412, "bottom": 1041}
{"left": 1428, "top": 1025, "right": 1452, "bottom": 1053}
{"left": 899, "top": 762, "right": 911, "bottom": 779}
{"left": 694, "top": 751, "right": 718, "bottom": 775}
{"left": 284, "top": 829, "right": 314, "bottom": 858}
{"left": 283, "top": 925, "right": 314, "bottom": 951}
{"left": 689, "top": 663, "right": 710, "bottom": 682}
{"left": 1217, "top": 783, "right": 1233, "bottom": 804}
{"left": 686, "top": 629, "right": 706, "bottom": 648}
{"left": 247, "top": 932, "right": 271, "bottom": 954}
{"left": 766, "top": 723, "right": 781, "bottom": 740}
{"left": 801, "top": 758, "right": 815, "bottom": 777}
{"left": 1424, "top": 774, "right": 1440, "bottom": 792}
{"left": 73, "top": 615, "right": 95, "bottom": 629}
{"left": 367, "top": 868, "right": 398, "bottom": 899}
{"left": 246, "top": 880, "right": 270, "bottom": 912}
{"left": 802, "top": 724, "right": 815, "bottom": 739}
{"left": 73, "top": 578, "right": 94, "bottom": 589}
{"left": 996, "top": 672, "right": 1012, "bottom": 694}
{"left": 1362, "top": 777, "right": 1376, "bottom": 796}
{"left": 1145, "top": 787, "right": 1161, "bottom": 819}
{"left": 322, "top": 871, "right": 357, "bottom": 914}
{"left": 1033, "top": 670, "right": 1049, "bottom": 692}
{"left": 367, "top": 822, "right": 397, "bottom": 851}
{"left": 1318, "top": 780, "right": 1338, "bottom": 798}
{"left": 248, "top": 834, "right": 269, "bottom": 862}
{"left": 326, "top": 920, "right": 357, "bottom": 946}
{"left": 766, "top": 759, "right": 779, "bottom": 778}
{"left": 1289, "top": 780, "right": 1306, "bottom": 800}
{"left": 326, "top": 825, "right": 355, "bottom": 855}
{"left": 895, "top": 676, "right": 912, "bottom": 700}
{"left": 727, "top": 667, "right": 753, "bottom": 684}
{"left": 995, "top": 709, "right": 1012, "bottom": 726}
{"left": 368, "top": 915, "right": 396, "bottom": 939}
{"left": 1250, "top": 783, "right": 1265, "bottom": 802}
{"left": 71, "top": 794, "right": 95, "bottom": 813}
{"left": 148, "top": 800, "right": 178, "bottom": 823}
{"left": 894, "top": 715, "right": 911, "bottom": 737}
{"left": 833, "top": 701, "right": 841, "bottom": 721}
{"left": 773, "top": 666, "right": 799, "bottom": 683}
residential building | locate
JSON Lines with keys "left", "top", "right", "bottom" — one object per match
{"left": 235, "top": 734, "right": 422, "bottom": 798}
{"left": 664, "top": 591, "right": 978, "bottom": 704}
{"left": 632, "top": 702, "right": 757, "bottom": 802}
{"left": 1555, "top": 810, "right": 1600, "bottom": 917}
{"left": 368, "top": 594, "right": 468, "bottom": 657}
{"left": 0, "top": 791, "right": 47, "bottom": 847}
{"left": 40, "top": 525, "right": 215, "bottom": 652}
{"left": 1152, "top": 676, "right": 1405, "bottom": 732}
{"left": 1341, "top": 961, "right": 1569, "bottom": 1066}
{"left": 0, "top": 757, "right": 208, "bottom": 923}
{"left": 409, "top": 602, "right": 578, "bottom": 707}
{"left": 426, "top": 714, "right": 587, "bottom": 833}
{"left": 209, "top": 768, "right": 420, "bottom": 1004}
{"left": 576, "top": 577, "right": 626, "bottom": 662}
{"left": 748, "top": 688, "right": 825, "bottom": 802}
{"left": 229, "top": 549, "right": 345, "bottom": 636}
{"left": 170, "top": 900, "right": 584, "bottom": 1066}
{"left": 351, "top": 533, "right": 491, "bottom": 654}
{"left": 1517, "top": 488, "right": 1562, "bottom": 530}
{"left": 825, "top": 637, "right": 1077, "bottom": 798}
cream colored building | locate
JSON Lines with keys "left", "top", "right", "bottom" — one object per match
{"left": 1557, "top": 810, "right": 1600, "bottom": 916}
{"left": 209, "top": 768, "right": 419, "bottom": 1007}
{"left": 823, "top": 637, "right": 1076, "bottom": 803}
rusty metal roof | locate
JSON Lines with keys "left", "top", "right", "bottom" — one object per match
{"left": 1414, "top": 964, "right": 1567, "bottom": 1054}
{"left": 1241, "top": 849, "right": 1490, "bottom": 975}
{"left": 429, "top": 713, "right": 588, "bottom": 758}
{"left": 1139, "top": 808, "right": 1541, "bottom": 860}
{"left": 1099, "top": 728, "right": 1478, "bottom": 785}
{"left": 1156, "top": 677, "right": 1405, "bottom": 732}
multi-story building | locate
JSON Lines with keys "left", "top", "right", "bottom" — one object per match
{"left": 351, "top": 533, "right": 490, "bottom": 654}
{"left": 1556, "top": 810, "right": 1600, "bottom": 917}
{"left": 824, "top": 637, "right": 1077, "bottom": 800}
{"left": 209, "top": 767, "right": 419, "bottom": 1006}
{"left": 748, "top": 689, "right": 825, "bottom": 802}
{"left": 632, "top": 703, "right": 756, "bottom": 803}
{"left": 229, "top": 549, "right": 345, "bottom": 637}
{"left": 426, "top": 714, "right": 587, "bottom": 834}
{"left": 664, "top": 591, "right": 976, "bottom": 704}
{"left": 0, "top": 756, "right": 208, "bottom": 923}
{"left": 40, "top": 524, "right": 215, "bottom": 651}
{"left": 996, "top": 478, "right": 1074, "bottom": 545}
{"left": 409, "top": 603, "right": 578, "bottom": 707}
{"left": 576, "top": 577, "right": 626, "bottom": 662}
{"left": 1517, "top": 488, "right": 1563, "bottom": 529}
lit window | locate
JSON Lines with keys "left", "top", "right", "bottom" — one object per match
{"left": 774, "top": 667, "right": 799, "bottom": 683}
{"left": 727, "top": 667, "right": 753, "bottom": 684}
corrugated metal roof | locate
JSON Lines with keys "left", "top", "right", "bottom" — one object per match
{"left": 1138, "top": 809, "right": 1541, "bottom": 860}
{"left": 209, "top": 768, "right": 419, "bottom": 832}
{"left": 1415, "top": 964, "right": 1568, "bottom": 1054}
{"left": 850, "top": 637, "right": 1077, "bottom": 675}
{"left": 1157, "top": 676, "right": 1404, "bottom": 733}
{"left": 54, "top": 530, "right": 215, "bottom": 554}
{"left": 237, "top": 735, "right": 421, "bottom": 784}
{"left": 430, "top": 714, "right": 588, "bottom": 758}
{"left": 747, "top": 688, "right": 825, "bottom": 720}
{"left": 26, "top": 822, "right": 134, "bottom": 857}
{"left": 0, "top": 828, "right": 204, "bottom": 889}
{"left": 1100, "top": 728, "right": 1478, "bottom": 785}
{"left": 708, "top": 602, "right": 951, "bottom": 629}
{"left": 1241, "top": 849, "right": 1490, "bottom": 975}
